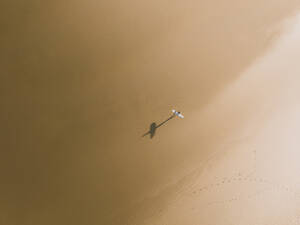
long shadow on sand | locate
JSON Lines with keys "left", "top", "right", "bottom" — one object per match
{"left": 142, "top": 115, "right": 175, "bottom": 139}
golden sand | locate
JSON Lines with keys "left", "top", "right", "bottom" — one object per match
{"left": 1, "top": 1, "right": 300, "bottom": 224}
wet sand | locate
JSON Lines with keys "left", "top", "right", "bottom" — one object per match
{"left": 1, "top": 0, "right": 300, "bottom": 224}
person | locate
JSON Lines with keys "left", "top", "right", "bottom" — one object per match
{"left": 172, "top": 110, "right": 184, "bottom": 118}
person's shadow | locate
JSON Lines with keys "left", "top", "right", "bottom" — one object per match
{"left": 142, "top": 115, "right": 175, "bottom": 139}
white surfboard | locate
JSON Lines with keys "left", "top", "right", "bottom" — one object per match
{"left": 172, "top": 109, "right": 184, "bottom": 118}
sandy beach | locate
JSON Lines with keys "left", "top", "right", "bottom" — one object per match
{"left": 1, "top": 0, "right": 300, "bottom": 224}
